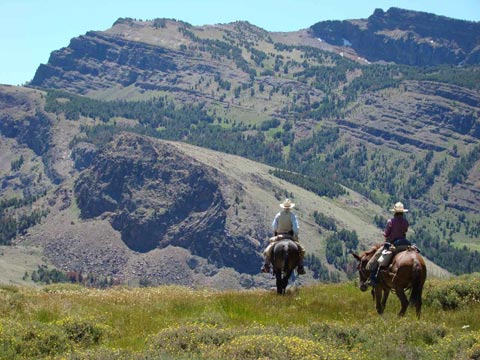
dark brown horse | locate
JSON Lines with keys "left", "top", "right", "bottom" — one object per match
{"left": 272, "top": 239, "right": 300, "bottom": 294}
{"left": 352, "top": 244, "right": 427, "bottom": 318}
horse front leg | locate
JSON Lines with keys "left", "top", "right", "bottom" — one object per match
{"left": 374, "top": 286, "right": 384, "bottom": 314}
{"left": 381, "top": 288, "right": 390, "bottom": 311}
{"left": 396, "top": 288, "right": 409, "bottom": 316}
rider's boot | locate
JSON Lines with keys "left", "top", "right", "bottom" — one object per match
{"left": 297, "top": 259, "right": 306, "bottom": 275}
{"left": 261, "top": 259, "right": 271, "bottom": 273}
{"left": 369, "top": 266, "right": 378, "bottom": 286}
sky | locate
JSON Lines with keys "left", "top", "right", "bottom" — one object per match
{"left": 1, "top": 0, "right": 479, "bottom": 86}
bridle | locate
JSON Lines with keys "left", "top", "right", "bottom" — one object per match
{"left": 356, "top": 256, "right": 371, "bottom": 281}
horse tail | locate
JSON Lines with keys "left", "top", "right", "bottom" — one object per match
{"left": 283, "top": 243, "right": 289, "bottom": 274}
{"left": 409, "top": 257, "right": 424, "bottom": 307}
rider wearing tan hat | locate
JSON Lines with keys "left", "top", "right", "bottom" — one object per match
{"left": 366, "top": 201, "right": 410, "bottom": 286}
{"left": 384, "top": 202, "right": 409, "bottom": 243}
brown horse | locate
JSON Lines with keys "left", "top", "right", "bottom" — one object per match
{"left": 352, "top": 244, "right": 427, "bottom": 318}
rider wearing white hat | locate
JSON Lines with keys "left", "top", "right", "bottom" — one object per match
{"left": 261, "top": 199, "right": 306, "bottom": 275}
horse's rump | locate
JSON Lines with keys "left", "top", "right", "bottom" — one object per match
{"left": 272, "top": 239, "right": 299, "bottom": 271}
{"left": 390, "top": 249, "right": 426, "bottom": 273}
{"left": 389, "top": 249, "right": 427, "bottom": 289}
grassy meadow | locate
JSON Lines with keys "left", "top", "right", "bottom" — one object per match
{"left": 1, "top": 275, "right": 479, "bottom": 359}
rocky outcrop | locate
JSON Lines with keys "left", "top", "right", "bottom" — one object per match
{"left": 310, "top": 7, "right": 480, "bottom": 66}
{"left": 31, "top": 32, "right": 179, "bottom": 93}
{"left": 0, "top": 88, "right": 51, "bottom": 156}
{"left": 0, "top": 111, "right": 51, "bottom": 156}
{"left": 0, "top": 111, "right": 69, "bottom": 184}
{"left": 71, "top": 142, "right": 98, "bottom": 170}
{"left": 74, "top": 133, "right": 262, "bottom": 274}
{"left": 0, "top": 87, "right": 67, "bottom": 184}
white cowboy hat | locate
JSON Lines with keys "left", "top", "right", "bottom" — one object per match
{"left": 390, "top": 202, "right": 408, "bottom": 213}
{"left": 280, "top": 198, "right": 295, "bottom": 209}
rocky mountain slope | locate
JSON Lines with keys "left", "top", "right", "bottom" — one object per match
{"left": 0, "top": 83, "right": 455, "bottom": 288}
{"left": 310, "top": 7, "right": 480, "bottom": 66}
{"left": 0, "top": 84, "right": 410, "bottom": 287}
{"left": 2, "top": 8, "right": 480, "bottom": 287}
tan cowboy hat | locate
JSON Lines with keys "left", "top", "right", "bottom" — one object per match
{"left": 390, "top": 202, "right": 408, "bottom": 213}
{"left": 280, "top": 198, "right": 295, "bottom": 209}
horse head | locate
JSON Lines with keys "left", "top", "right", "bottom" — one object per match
{"left": 351, "top": 244, "right": 381, "bottom": 292}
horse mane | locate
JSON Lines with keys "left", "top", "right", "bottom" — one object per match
{"left": 361, "top": 243, "right": 383, "bottom": 259}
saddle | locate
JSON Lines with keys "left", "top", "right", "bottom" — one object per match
{"left": 378, "top": 243, "right": 421, "bottom": 268}
{"left": 269, "top": 233, "right": 294, "bottom": 243}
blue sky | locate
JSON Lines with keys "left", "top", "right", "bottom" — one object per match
{"left": 1, "top": 0, "right": 479, "bottom": 86}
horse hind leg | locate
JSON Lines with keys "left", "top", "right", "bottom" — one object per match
{"left": 396, "top": 288, "right": 409, "bottom": 316}
{"left": 374, "top": 287, "right": 384, "bottom": 314}
{"left": 410, "top": 259, "right": 425, "bottom": 319}
{"left": 282, "top": 276, "right": 289, "bottom": 294}
{"left": 414, "top": 296, "right": 422, "bottom": 319}
{"left": 381, "top": 289, "right": 390, "bottom": 312}
{"left": 279, "top": 273, "right": 291, "bottom": 295}
{"left": 409, "top": 280, "right": 424, "bottom": 318}
{"left": 276, "top": 273, "right": 284, "bottom": 295}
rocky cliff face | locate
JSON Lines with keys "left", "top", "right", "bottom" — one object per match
{"left": 341, "top": 80, "right": 480, "bottom": 147}
{"left": 310, "top": 7, "right": 480, "bottom": 65}
{"left": 0, "top": 86, "right": 69, "bottom": 186}
{"left": 31, "top": 31, "right": 179, "bottom": 93}
{"left": 0, "top": 88, "right": 51, "bottom": 156}
{"left": 74, "top": 133, "right": 262, "bottom": 274}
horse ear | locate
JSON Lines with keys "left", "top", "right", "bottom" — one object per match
{"left": 351, "top": 252, "right": 361, "bottom": 261}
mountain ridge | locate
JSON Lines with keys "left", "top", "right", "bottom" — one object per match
{"left": 310, "top": 7, "right": 480, "bottom": 66}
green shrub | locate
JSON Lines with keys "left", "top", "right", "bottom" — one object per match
{"left": 35, "top": 308, "right": 59, "bottom": 323}
{"left": 432, "top": 332, "right": 480, "bottom": 360}
{"left": 309, "top": 322, "right": 368, "bottom": 348}
{"left": 424, "top": 276, "right": 480, "bottom": 310}
{"left": 63, "top": 347, "right": 147, "bottom": 360}
{"left": 0, "top": 290, "right": 27, "bottom": 316}
{"left": 469, "top": 342, "right": 480, "bottom": 360}
{"left": 148, "top": 323, "right": 234, "bottom": 355}
{"left": 148, "top": 322, "right": 358, "bottom": 359}
{"left": 0, "top": 320, "right": 70, "bottom": 359}
{"left": 208, "top": 334, "right": 354, "bottom": 360}
{"left": 403, "top": 321, "right": 448, "bottom": 346}
{"left": 57, "top": 317, "right": 105, "bottom": 346}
